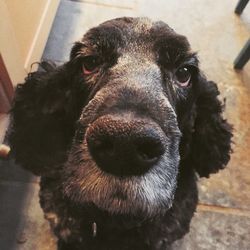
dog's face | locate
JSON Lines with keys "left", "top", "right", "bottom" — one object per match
{"left": 62, "top": 17, "right": 200, "bottom": 217}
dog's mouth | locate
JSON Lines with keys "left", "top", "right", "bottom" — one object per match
{"left": 63, "top": 134, "right": 180, "bottom": 217}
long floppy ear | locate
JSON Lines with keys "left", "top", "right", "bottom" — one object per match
{"left": 190, "top": 76, "right": 233, "bottom": 177}
{"left": 9, "top": 61, "right": 86, "bottom": 175}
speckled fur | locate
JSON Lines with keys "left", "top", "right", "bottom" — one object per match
{"left": 9, "top": 17, "right": 232, "bottom": 250}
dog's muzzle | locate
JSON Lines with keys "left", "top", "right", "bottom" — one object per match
{"left": 86, "top": 113, "right": 166, "bottom": 176}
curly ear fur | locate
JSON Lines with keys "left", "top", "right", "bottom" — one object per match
{"left": 190, "top": 77, "right": 233, "bottom": 177}
{"left": 9, "top": 61, "right": 86, "bottom": 175}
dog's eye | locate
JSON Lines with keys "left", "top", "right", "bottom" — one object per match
{"left": 82, "top": 56, "right": 100, "bottom": 75}
{"left": 175, "top": 66, "right": 191, "bottom": 87}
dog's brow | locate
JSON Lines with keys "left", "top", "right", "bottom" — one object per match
{"left": 78, "top": 43, "right": 99, "bottom": 56}
{"left": 182, "top": 53, "right": 199, "bottom": 66}
{"left": 174, "top": 50, "right": 196, "bottom": 65}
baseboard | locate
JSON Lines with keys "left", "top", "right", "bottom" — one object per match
{"left": 0, "top": 114, "right": 9, "bottom": 144}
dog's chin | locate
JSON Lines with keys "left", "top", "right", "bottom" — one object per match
{"left": 63, "top": 152, "right": 179, "bottom": 218}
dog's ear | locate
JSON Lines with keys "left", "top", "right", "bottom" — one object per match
{"left": 9, "top": 61, "right": 86, "bottom": 175}
{"left": 189, "top": 75, "right": 233, "bottom": 177}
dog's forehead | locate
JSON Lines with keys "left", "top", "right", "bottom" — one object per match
{"left": 82, "top": 17, "right": 189, "bottom": 53}
{"left": 100, "top": 17, "right": 156, "bottom": 34}
{"left": 84, "top": 17, "right": 156, "bottom": 40}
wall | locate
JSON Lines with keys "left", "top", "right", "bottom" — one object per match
{"left": 0, "top": 0, "right": 60, "bottom": 88}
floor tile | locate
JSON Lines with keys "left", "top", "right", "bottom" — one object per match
{"left": 0, "top": 181, "right": 56, "bottom": 250}
{"left": 0, "top": 158, "right": 38, "bottom": 184}
{"left": 173, "top": 209, "right": 250, "bottom": 250}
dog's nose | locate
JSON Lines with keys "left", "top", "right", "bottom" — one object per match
{"left": 86, "top": 115, "right": 165, "bottom": 176}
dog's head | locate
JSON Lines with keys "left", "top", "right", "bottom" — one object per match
{"left": 10, "top": 17, "right": 232, "bottom": 218}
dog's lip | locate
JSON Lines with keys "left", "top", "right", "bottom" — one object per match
{"left": 111, "top": 191, "right": 128, "bottom": 201}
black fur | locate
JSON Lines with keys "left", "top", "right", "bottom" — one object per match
{"left": 9, "top": 17, "right": 232, "bottom": 250}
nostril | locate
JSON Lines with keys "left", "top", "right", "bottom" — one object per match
{"left": 88, "top": 137, "right": 115, "bottom": 158}
{"left": 135, "top": 139, "right": 165, "bottom": 163}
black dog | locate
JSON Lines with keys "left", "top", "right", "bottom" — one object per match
{"left": 9, "top": 17, "right": 232, "bottom": 250}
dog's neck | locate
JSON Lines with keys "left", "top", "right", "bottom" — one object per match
{"left": 70, "top": 202, "right": 158, "bottom": 233}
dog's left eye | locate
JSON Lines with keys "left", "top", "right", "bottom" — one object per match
{"left": 82, "top": 56, "right": 100, "bottom": 75}
{"left": 175, "top": 66, "right": 191, "bottom": 87}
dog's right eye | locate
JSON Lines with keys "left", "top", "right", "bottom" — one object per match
{"left": 175, "top": 66, "right": 192, "bottom": 87}
{"left": 82, "top": 56, "right": 101, "bottom": 75}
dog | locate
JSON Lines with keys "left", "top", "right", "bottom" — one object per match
{"left": 9, "top": 17, "right": 232, "bottom": 250}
